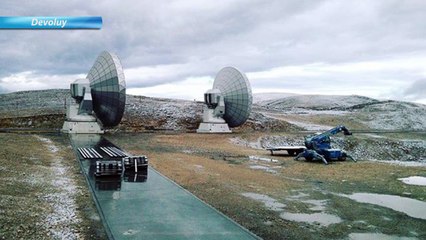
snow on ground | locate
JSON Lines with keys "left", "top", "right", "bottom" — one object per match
{"left": 252, "top": 92, "right": 299, "bottom": 104}
{"left": 256, "top": 94, "right": 377, "bottom": 109}
{"left": 260, "top": 112, "right": 333, "bottom": 131}
{"left": 398, "top": 176, "right": 426, "bottom": 186}
{"left": 359, "top": 101, "right": 426, "bottom": 130}
{"left": 229, "top": 137, "right": 263, "bottom": 149}
{"left": 283, "top": 120, "right": 332, "bottom": 131}
{"left": 34, "top": 135, "right": 82, "bottom": 239}
{"left": 255, "top": 93, "right": 426, "bottom": 131}
{"left": 285, "top": 109, "right": 349, "bottom": 115}
{"left": 368, "top": 160, "right": 426, "bottom": 167}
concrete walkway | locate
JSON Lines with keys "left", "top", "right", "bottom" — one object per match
{"left": 71, "top": 134, "right": 259, "bottom": 240}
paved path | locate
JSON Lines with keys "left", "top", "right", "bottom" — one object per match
{"left": 71, "top": 134, "right": 258, "bottom": 240}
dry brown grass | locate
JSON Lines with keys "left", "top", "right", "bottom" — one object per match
{"left": 113, "top": 132, "right": 426, "bottom": 240}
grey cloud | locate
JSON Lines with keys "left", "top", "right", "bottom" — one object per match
{"left": 1, "top": 0, "right": 426, "bottom": 96}
{"left": 403, "top": 79, "right": 426, "bottom": 99}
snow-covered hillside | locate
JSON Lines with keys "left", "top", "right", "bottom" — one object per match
{"left": 0, "top": 90, "right": 425, "bottom": 131}
{"left": 256, "top": 94, "right": 378, "bottom": 110}
{"left": 252, "top": 92, "right": 299, "bottom": 104}
{"left": 253, "top": 93, "right": 426, "bottom": 131}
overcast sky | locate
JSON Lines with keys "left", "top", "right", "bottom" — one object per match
{"left": 1, "top": 0, "right": 426, "bottom": 104}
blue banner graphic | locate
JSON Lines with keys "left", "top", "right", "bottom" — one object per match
{"left": 0, "top": 16, "right": 102, "bottom": 29}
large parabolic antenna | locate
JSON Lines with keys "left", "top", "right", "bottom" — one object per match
{"left": 197, "top": 67, "right": 252, "bottom": 133}
{"left": 62, "top": 51, "right": 126, "bottom": 134}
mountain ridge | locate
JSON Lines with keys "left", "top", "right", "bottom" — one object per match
{"left": 0, "top": 89, "right": 425, "bottom": 131}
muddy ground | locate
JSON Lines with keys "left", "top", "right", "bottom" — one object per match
{"left": 110, "top": 131, "right": 426, "bottom": 240}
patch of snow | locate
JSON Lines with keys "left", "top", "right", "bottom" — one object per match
{"left": 398, "top": 176, "right": 426, "bottom": 186}
{"left": 283, "top": 109, "right": 349, "bottom": 115}
{"left": 258, "top": 94, "right": 376, "bottom": 109}
{"left": 35, "top": 135, "right": 59, "bottom": 153}
{"left": 229, "top": 137, "right": 263, "bottom": 149}
{"left": 249, "top": 165, "right": 278, "bottom": 173}
{"left": 359, "top": 101, "right": 426, "bottom": 130}
{"left": 35, "top": 135, "right": 82, "bottom": 239}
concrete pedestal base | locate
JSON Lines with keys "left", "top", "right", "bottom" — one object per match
{"left": 196, "top": 123, "right": 231, "bottom": 133}
{"left": 62, "top": 121, "right": 104, "bottom": 134}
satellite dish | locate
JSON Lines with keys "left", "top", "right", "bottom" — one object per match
{"left": 197, "top": 67, "right": 252, "bottom": 133}
{"left": 62, "top": 51, "right": 126, "bottom": 134}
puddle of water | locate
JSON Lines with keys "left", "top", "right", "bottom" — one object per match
{"left": 398, "top": 176, "right": 426, "bottom": 186}
{"left": 249, "top": 155, "right": 279, "bottom": 163}
{"left": 340, "top": 193, "right": 426, "bottom": 220}
{"left": 35, "top": 135, "right": 60, "bottom": 153}
{"left": 279, "top": 212, "right": 342, "bottom": 226}
{"left": 348, "top": 232, "right": 418, "bottom": 240}
{"left": 275, "top": 191, "right": 342, "bottom": 227}
{"left": 241, "top": 192, "right": 286, "bottom": 211}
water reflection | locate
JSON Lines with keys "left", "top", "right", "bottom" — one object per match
{"left": 70, "top": 133, "right": 148, "bottom": 191}
{"left": 124, "top": 171, "right": 148, "bottom": 183}
{"left": 95, "top": 177, "right": 122, "bottom": 191}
